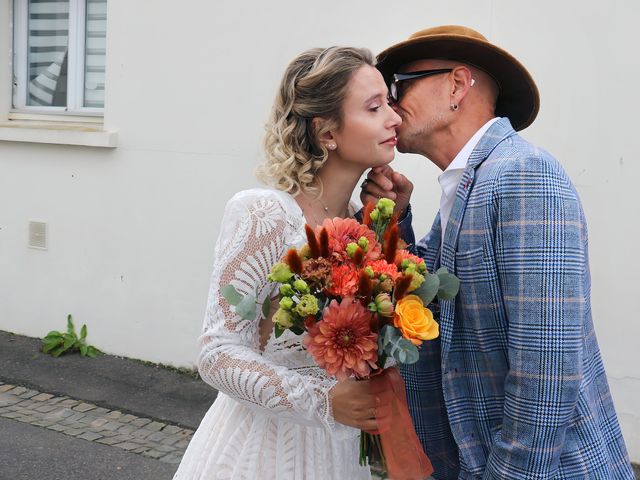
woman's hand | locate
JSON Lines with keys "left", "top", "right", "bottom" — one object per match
{"left": 329, "top": 375, "right": 392, "bottom": 432}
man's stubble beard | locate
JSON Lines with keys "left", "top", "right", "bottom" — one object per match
{"left": 396, "top": 111, "right": 447, "bottom": 155}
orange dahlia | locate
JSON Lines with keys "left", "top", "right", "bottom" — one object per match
{"left": 318, "top": 217, "right": 381, "bottom": 263}
{"left": 303, "top": 298, "right": 378, "bottom": 380}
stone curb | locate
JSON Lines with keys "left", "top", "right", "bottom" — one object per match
{"left": 0, "top": 381, "right": 193, "bottom": 465}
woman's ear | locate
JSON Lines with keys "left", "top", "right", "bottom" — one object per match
{"left": 312, "top": 117, "right": 336, "bottom": 150}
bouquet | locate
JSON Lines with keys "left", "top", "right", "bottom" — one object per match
{"left": 222, "top": 198, "right": 459, "bottom": 479}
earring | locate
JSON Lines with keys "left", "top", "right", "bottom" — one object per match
{"left": 450, "top": 103, "right": 459, "bottom": 111}
{"left": 327, "top": 143, "right": 336, "bottom": 150}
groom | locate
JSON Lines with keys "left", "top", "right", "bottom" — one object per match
{"left": 362, "top": 26, "right": 634, "bottom": 479}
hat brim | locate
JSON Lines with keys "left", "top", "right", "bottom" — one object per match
{"left": 377, "top": 34, "right": 539, "bottom": 131}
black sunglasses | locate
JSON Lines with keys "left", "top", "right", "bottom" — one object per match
{"left": 388, "top": 68, "right": 453, "bottom": 103}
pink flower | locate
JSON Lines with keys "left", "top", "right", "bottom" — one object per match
{"left": 319, "top": 217, "right": 381, "bottom": 263}
{"left": 303, "top": 298, "right": 378, "bottom": 380}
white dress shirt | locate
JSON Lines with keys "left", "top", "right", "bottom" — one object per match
{"left": 438, "top": 117, "right": 499, "bottom": 243}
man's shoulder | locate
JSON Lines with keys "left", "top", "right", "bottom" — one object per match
{"left": 483, "top": 134, "right": 570, "bottom": 186}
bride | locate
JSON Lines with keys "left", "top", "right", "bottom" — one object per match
{"left": 173, "top": 46, "right": 406, "bottom": 479}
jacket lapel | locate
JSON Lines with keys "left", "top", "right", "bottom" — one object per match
{"left": 439, "top": 118, "right": 517, "bottom": 361}
{"left": 420, "top": 212, "right": 442, "bottom": 272}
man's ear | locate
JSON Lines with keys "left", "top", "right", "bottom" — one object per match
{"left": 450, "top": 66, "right": 474, "bottom": 99}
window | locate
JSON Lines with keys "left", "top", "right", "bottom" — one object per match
{"left": 12, "top": 0, "right": 107, "bottom": 115}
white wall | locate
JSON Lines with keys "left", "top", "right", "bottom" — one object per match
{"left": 1, "top": 0, "right": 638, "bottom": 460}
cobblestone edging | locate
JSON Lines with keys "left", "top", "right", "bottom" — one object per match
{"left": 0, "top": 382, "right": 193, "bottom": 464}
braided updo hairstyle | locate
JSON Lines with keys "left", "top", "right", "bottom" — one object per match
{"left": 256, "top": 46, "right": 375, "bottom": 196}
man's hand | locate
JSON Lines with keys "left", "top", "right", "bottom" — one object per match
{"left": 360, "top": 165, "right": 413, "bottom": 218}
{"left": 330, "top": 376, "right": 392, "bottom": 433}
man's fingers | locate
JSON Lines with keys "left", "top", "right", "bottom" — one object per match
{"left": 363, "top": 182, "right": 396, "bottom": 200}
{"left": 367, "top": 170, "right": 394, "bottom": 191}
{"left": 362, "top": 171, "right": 397, "bottom": 200}
{"left": 370, "top": 165, "right": 393, "bottom": 176}
{"left": 392, "top": 171, "right": 413, "bottom": 193}
{"left": 360, "top": 179, "right": 395, "bottom": 204}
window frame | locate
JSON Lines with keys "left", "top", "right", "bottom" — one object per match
{"left": 12, "top": 0, "right": 104, "bottom": 116}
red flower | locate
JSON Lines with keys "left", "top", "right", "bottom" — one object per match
{"left": 303, "top": 298, "right": 378, "bottom": 380}
{"left": 395, "top": 249, "right": 426, "bottom": 268}
{"left": 365, "top": 259, "right": 400, "bottom": 281}
{"left": 318, "top": 217, "right": 381, "bottom": 263}
{"left": 326, "top": 264, "right": 359, "bottom": 297}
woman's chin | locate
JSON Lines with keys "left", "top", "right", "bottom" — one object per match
{"left": 375, "top": 153, "right": 396, "bottom": 166}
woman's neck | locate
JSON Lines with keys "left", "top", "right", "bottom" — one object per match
{"left": 296, "top": 160, "right": 364, "bottom": 226}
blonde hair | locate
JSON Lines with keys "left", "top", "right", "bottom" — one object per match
{"left": 256, "top": 46, "right": 375, "bottom": 196}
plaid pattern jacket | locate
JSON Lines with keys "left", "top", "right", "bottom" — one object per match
{"left": 400, "top": 118, "right": 634, "bottom": 479}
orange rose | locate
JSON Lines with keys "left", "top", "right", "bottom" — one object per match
{"left": 393, "top": 295, "right": 439, "bottom": 345}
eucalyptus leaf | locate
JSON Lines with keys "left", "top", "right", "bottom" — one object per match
{"left": 221, "top": 284, "right": 243, "bottom": 306}
{"left": 412, "top": 273, "right": 440, "bottom": 305}
{"left": 261, "top": 298, "right": 271, "bottom": 319}
{"left": 235, "top": 294, "right": 257, "bottom": 320}
{"left": 397, "top": 349, "right": 407, "bottom": 363}
{"left": 437, "top": 271, "right": 460, "bottom": 300}
{"left": 379, "top": 325, "right": 420, "bottom": 365}
{"left": 397, "top": 339, "right": 419, "bottom": 364}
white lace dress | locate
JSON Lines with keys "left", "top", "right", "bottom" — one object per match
{"left": 173, "top": 188, "right": 371, "bottom": 480}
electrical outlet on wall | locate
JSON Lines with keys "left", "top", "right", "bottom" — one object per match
{"left": 28, "top": 221, "right": 47, "bottom": 250}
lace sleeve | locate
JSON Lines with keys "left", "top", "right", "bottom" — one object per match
{"left": 197, "top": 190, "right": 336, "bottom": 428}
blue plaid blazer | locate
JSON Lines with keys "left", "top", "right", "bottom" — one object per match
{"left": 400, "top": 118, "right": 634, "bottom": 479}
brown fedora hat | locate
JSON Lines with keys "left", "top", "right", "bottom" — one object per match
{"left": 377, "top": 25, "right": 539, "bottom": 131}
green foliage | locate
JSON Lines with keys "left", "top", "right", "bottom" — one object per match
{"left": 378, "top": 325, "right": 419, "bottom": 364}
{"left": 42, "top": 315, "right": 101, "bottom": 358}
{"left": 274, "top": 322, "right": 305, "bottom": 339}
{"left": 435, "top": 267, "right": 460, "bottom": 300}
{"left": 235, "top": 294, "right": 257, "bottom": 320}
{"left": 411, "top": 267, "right": 460, "bottom": 305}
{"left": 220, "top": 284, "right": 243, "bottom": 305}
{"left": 221, "top": 283, "right": 269, "bottom": 321}
{"left": 274, "top": 323, "right": 286, "bottom": 339}
{"left": 261, "top": 298, "right": 271, "bottom": 319}
{"left": 412, "top": 272, "right": 440, "bottom": 304}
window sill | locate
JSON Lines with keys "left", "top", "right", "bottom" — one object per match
{"left": 0, "top": 119, "right": 117, "bottom": 148}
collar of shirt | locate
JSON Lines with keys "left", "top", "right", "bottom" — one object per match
{"left": 438, "top": 117, "right": 499, "bottom": 243}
